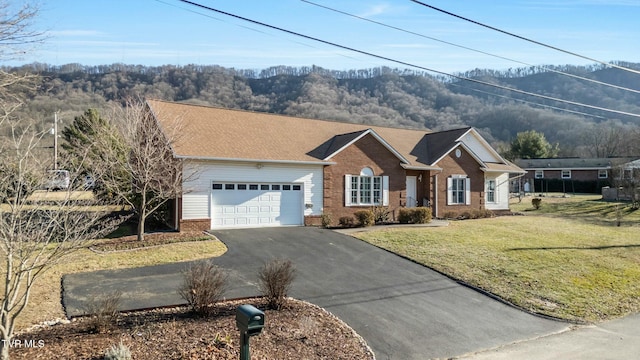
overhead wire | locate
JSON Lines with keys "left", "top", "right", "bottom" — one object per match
{"left": 175, "top": 0, "right": 640, "bottom": 119}
{"left": 302, "top": 0, "right": 640, "bottom": 95}
{"left": 153, "top": 0, "right": 363, "bottom": 61}
{"left": 409, "top": 0, "right": 640, "bottom": 76}
{"left": 447, "top": 82, "right": 607, "bottom": 120}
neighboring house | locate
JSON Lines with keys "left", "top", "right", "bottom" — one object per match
{"left": 515, "top": 158, "right": 614, "bottom": 194}
{"left": 602, "top": 159, "right": 640, "bottom": 202}
{"left": 147, "top": 100, "right": 524, "bottom": 231}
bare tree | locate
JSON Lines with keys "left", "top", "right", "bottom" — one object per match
{"left": 0, "top": 3, "right": 127, "bottom": 359}
{"left": 0, "top": 125, "right": 126, "bottom": 359}
{"left": 97, "top": 98, "right": 186, "bottom": 241}
{"left": 579, "top": 121, "right": 627, "bottom": 158}
{"left": 0, "top": 1, "right": 44, "bottom": 61}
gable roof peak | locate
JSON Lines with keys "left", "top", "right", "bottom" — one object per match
{"left": 320, "top": 128, "right": 409, "bottom": 164}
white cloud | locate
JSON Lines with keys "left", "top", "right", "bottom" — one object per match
{"left": 357, "top": 3, "right": 391, "bottom": 18}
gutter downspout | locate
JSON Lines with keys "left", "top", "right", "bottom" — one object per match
{"left": 432, "top": 169, "right": 443, "bottom": 219}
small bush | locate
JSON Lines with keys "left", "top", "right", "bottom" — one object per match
{"left": 354, "top": 210, "right": 375, "bottom": 227}
{"left": 398, "top": 208, "right": 412, "bottom": 224}
{"left": 320, "top": 213, "right": 332, "bottom": 228}
{"left": 258, "top": 258, "right": 296, "bottom": 310}
{"left": 411, "top": 207, "right": 432, "bottom": 224}
{"left": 532, "top": 198, "right": 542, "bottom": 210}
{"left": 442, "top": 211, "right": 458, "bottom": 220}
{"left": 371, "top": 205, "right": 391, "bottom": 224}
{"left": 104, "top": 341, "right": 131, "bottom": 360}
{"left": 398, "top": 208, "right": 432, "bottom": 224}
{"left": 477, "top": 209, "right": 495, "bottom": 218}
{"left": 338, "top": 216, "right": 355, "bottom": 227}
{"left": 84, "top": 291, "right": 122, "bottom": 333}
{"left": 178, "top": 260, "right": 228, "bottom": 316}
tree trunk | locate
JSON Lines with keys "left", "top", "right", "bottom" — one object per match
{"left": 1, "top": 337, "right": 10, "bottom": 360}
{"left": 137, "top": 192, "right": 146, "bottom": 242}
{"left": 137, "top": 211, "right": 145, "bottom": 242}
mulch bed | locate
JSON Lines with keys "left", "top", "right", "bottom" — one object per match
{"left": 12, "top": 298, "right": 374, "bottom": 359}
{"left": 90, "top": 232, "right": 212, "bottom": 252}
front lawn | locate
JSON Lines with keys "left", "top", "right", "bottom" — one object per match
{"left": 356, "top": 195, "right": 640, "bottom": 323}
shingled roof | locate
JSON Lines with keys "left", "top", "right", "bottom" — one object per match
{"left": 147, "top": 99, "right": 522, "bottom": 173}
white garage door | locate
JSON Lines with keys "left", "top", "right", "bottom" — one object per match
{"left": 211, "top": 182, "right": 303, "bottom": 228}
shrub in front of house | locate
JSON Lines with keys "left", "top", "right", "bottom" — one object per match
{"left": 399, "top": 208, "right": 432, "bottom": 224}
{"left": 354, "top": 210, "right": 375, "bottom": 227}
{"left": 411, "top": 207, "right": 432, "bottom": 223}
{"left": 532, "top": 198, "right": 542, "bottom": 210}
{"left": 398, "top": 208, "right": 412, "bottom": 224}
{"left": 320, "top": 213, "right": 332, "bottom": 228}
{"left": 442, "top": 211, "right": 458, "bottom": 220}
{"left": 339, "top": 216, "right": 355, "bottom": 227}
{"left": 371, "top": 205, "right": 391, "bottom": 224}
{"left": 441, "top": 209, "right": 493, "bottom": 220}
{"left": 476, "top": 209, "right": 495, "bottom": 218}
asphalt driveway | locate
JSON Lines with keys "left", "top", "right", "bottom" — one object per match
{"left": 63, "top": 227, "right": 567, "bottom": 359}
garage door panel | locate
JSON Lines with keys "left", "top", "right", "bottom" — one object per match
{"left": 211, "top": 183, "right": 302, "bottom": 228}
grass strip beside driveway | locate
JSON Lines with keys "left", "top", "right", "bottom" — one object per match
{"left": 10, "top": 238, "right": 227, "bottom": 330}
{"left": 356, "top": 215, "right": 640, "bottom": 323}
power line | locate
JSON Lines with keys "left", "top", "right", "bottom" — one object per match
{"left": 410, "top": 0, "right": 640, "bottom": 76}
{"left": 175, "top": 0, "right": 640, "bottom": 119}
{"left": 302, "top": 0, "right": 640, "bottom": 95}
{"left": 447, "top": 82, "right": 607, "bottom": 120}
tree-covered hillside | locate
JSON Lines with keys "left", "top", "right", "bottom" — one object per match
{"left": 5, "top": 62, "right": 640, "bottom": 157}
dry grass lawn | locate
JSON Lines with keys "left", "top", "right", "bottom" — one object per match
{"left": 357, "top": 194, "right": 640, "bottom": 323}
{"left": 13, "top": 235, "right": 227, "bottom": 330}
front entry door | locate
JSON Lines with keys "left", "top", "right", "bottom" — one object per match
{"left": 406, "top": 176, "right": 417, "bottom": 207}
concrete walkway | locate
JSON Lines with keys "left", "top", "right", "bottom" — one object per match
{"left": 63, "top": 227, "right": 566, "bottom": 360}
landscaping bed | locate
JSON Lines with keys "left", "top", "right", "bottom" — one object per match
{"left": 13, "top": 298, "right": 374, "bottom": 360}
{"left": 90, "top": 231, "right": 212, "bottom": 252}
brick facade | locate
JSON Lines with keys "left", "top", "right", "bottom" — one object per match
{"left": 523, "top": 169, "right": 604, "bottom": 182}
{"left": 304, "top": 215, "right": 323, "bottom": 226}
{"left": 179, "top": 218, "right": 211, "bottom": 232}
{"left": 322, "top": 133, "right": 406, "bottom": 224}
{"left": 434, "top": 147, "right": 485, "bottom": 216}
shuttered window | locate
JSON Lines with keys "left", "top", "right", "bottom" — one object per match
{"left": 345, "top": 174, "right": 389, "bottom": 206}
{"left": 447, "top": 176, "right": 471, "bottom": 205}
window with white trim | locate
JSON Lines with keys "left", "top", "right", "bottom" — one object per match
{"left": 534, "top": 170, "right": 544, "bottom": 179}
{"left": 486, "top": 179, "right": 496, "bottom": 203}
{"left": 345, "top": 168, "right": 389, "bottom": 206}
{"left": 598, "top": 169, "right": 608, "bottom": 179}
{"left": 561, "top": 170, "right": 571, "bottom": 179}
{"left": 447, "top": 176, "right": 470, "bottom": 205}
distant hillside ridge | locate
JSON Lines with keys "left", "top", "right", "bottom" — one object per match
{"left": 5, "top": 61, "right": 640, "bottom": 158}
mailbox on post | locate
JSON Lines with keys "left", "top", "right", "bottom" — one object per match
{"left": 236, "top": 304, "right": 265, "bottom": 360}
{"left": 236, "top": 304, "right": 265, "bottom": 335}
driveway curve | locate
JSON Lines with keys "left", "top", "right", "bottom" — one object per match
{"left": 63, "top": 227, "right": 567, "bottom": 359}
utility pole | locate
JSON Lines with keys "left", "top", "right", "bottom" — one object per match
{"left": 53, "top": 112, "right": 58, "bottom": 170}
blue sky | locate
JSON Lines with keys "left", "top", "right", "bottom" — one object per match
{"left": 12, "top": 0, "right": 640, "bottom": 74}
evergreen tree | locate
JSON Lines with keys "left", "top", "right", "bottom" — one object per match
{"left": 508, "top": 130, "right": 559, "bottom": 160}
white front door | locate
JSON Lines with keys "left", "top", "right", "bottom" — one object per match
{"left": 406, "top": 176, "right": 417, "bottom": 207}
